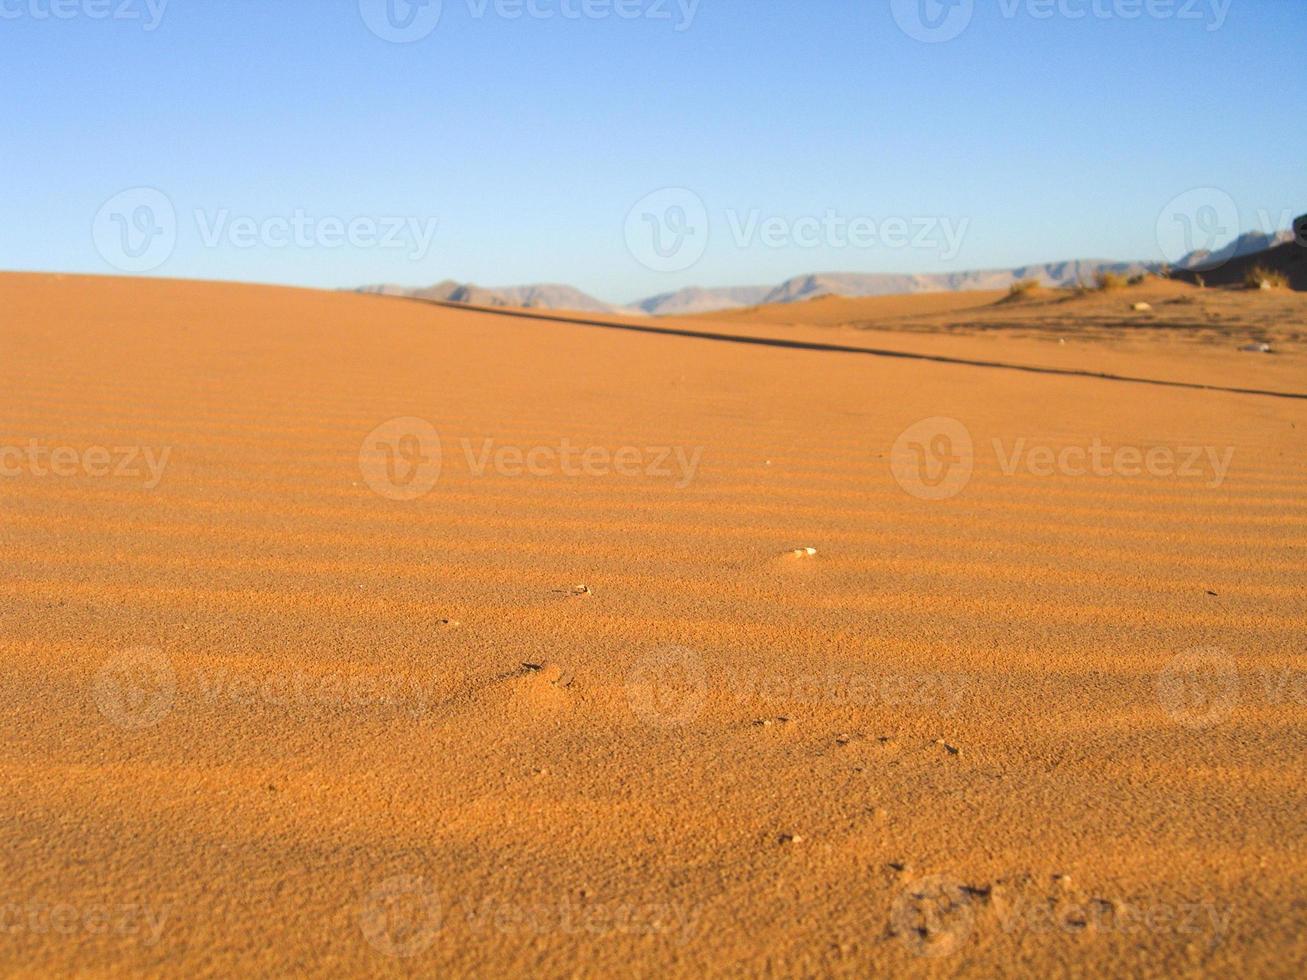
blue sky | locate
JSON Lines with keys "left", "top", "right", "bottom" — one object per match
{"left": 2, "top": 0, "right": 1303, "bottom": 303}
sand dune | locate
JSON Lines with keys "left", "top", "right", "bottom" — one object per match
{"left": 1, "top": 273, "right": 1304, "bottom": 976}
{"left": 685, "top": 279, "right": 1307, "bottom": 395}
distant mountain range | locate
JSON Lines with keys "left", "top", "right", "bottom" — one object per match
{"left": 358, "top": 259, "right": 1147, "bottom": 316}
{"left": 632, "top": 285, "right": 773, "bottom": 315}
{"left": 357, "top": 279, "right": 620, "bottom": 314}
{"left": 751, "top": 261, "right": 1151, "bottom": 306}
{"left": 1172, "top": 225, "right": 1305, "bottom": 291}
{"left": 360, "top": 225, "right": 1303, "bottom": 314}
{"left": 1174, "top": 228, "right": 1296, "bottom": 272}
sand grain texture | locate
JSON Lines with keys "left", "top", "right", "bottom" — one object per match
{"left": 1, "top": 273, "right": 1304, "bottom": 977}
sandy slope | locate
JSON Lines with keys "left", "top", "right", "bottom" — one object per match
{"left": 1, "top": 273, "right": 1304, "bottom": 977}
{"left": 685, "top": 280, "right": 1307, "bottom": 395}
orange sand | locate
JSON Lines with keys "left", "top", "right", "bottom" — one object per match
{"left": 1, "top": 273, "right": 1304, "bottom": 976}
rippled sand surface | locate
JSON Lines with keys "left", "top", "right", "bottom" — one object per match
{"left": 1, "top": 273, "right": 1303, "bottom": 976}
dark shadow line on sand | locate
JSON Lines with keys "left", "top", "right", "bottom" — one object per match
{"left": 401, "top": 297, "right": 1307, "bottom": 401}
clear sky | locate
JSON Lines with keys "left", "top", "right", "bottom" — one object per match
{"left": 2, "top": 0, "right": 1303, "bottom": 303}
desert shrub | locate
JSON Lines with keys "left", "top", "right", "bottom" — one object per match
{"left": 1008, "top": 278, "right": 1042, "bottom": 297}
{"left": 1245, "top": 265, "right": 1289, "bottom": 289}
{"left": 1094, "top": 271, "right": 1129, "bottom": 291}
